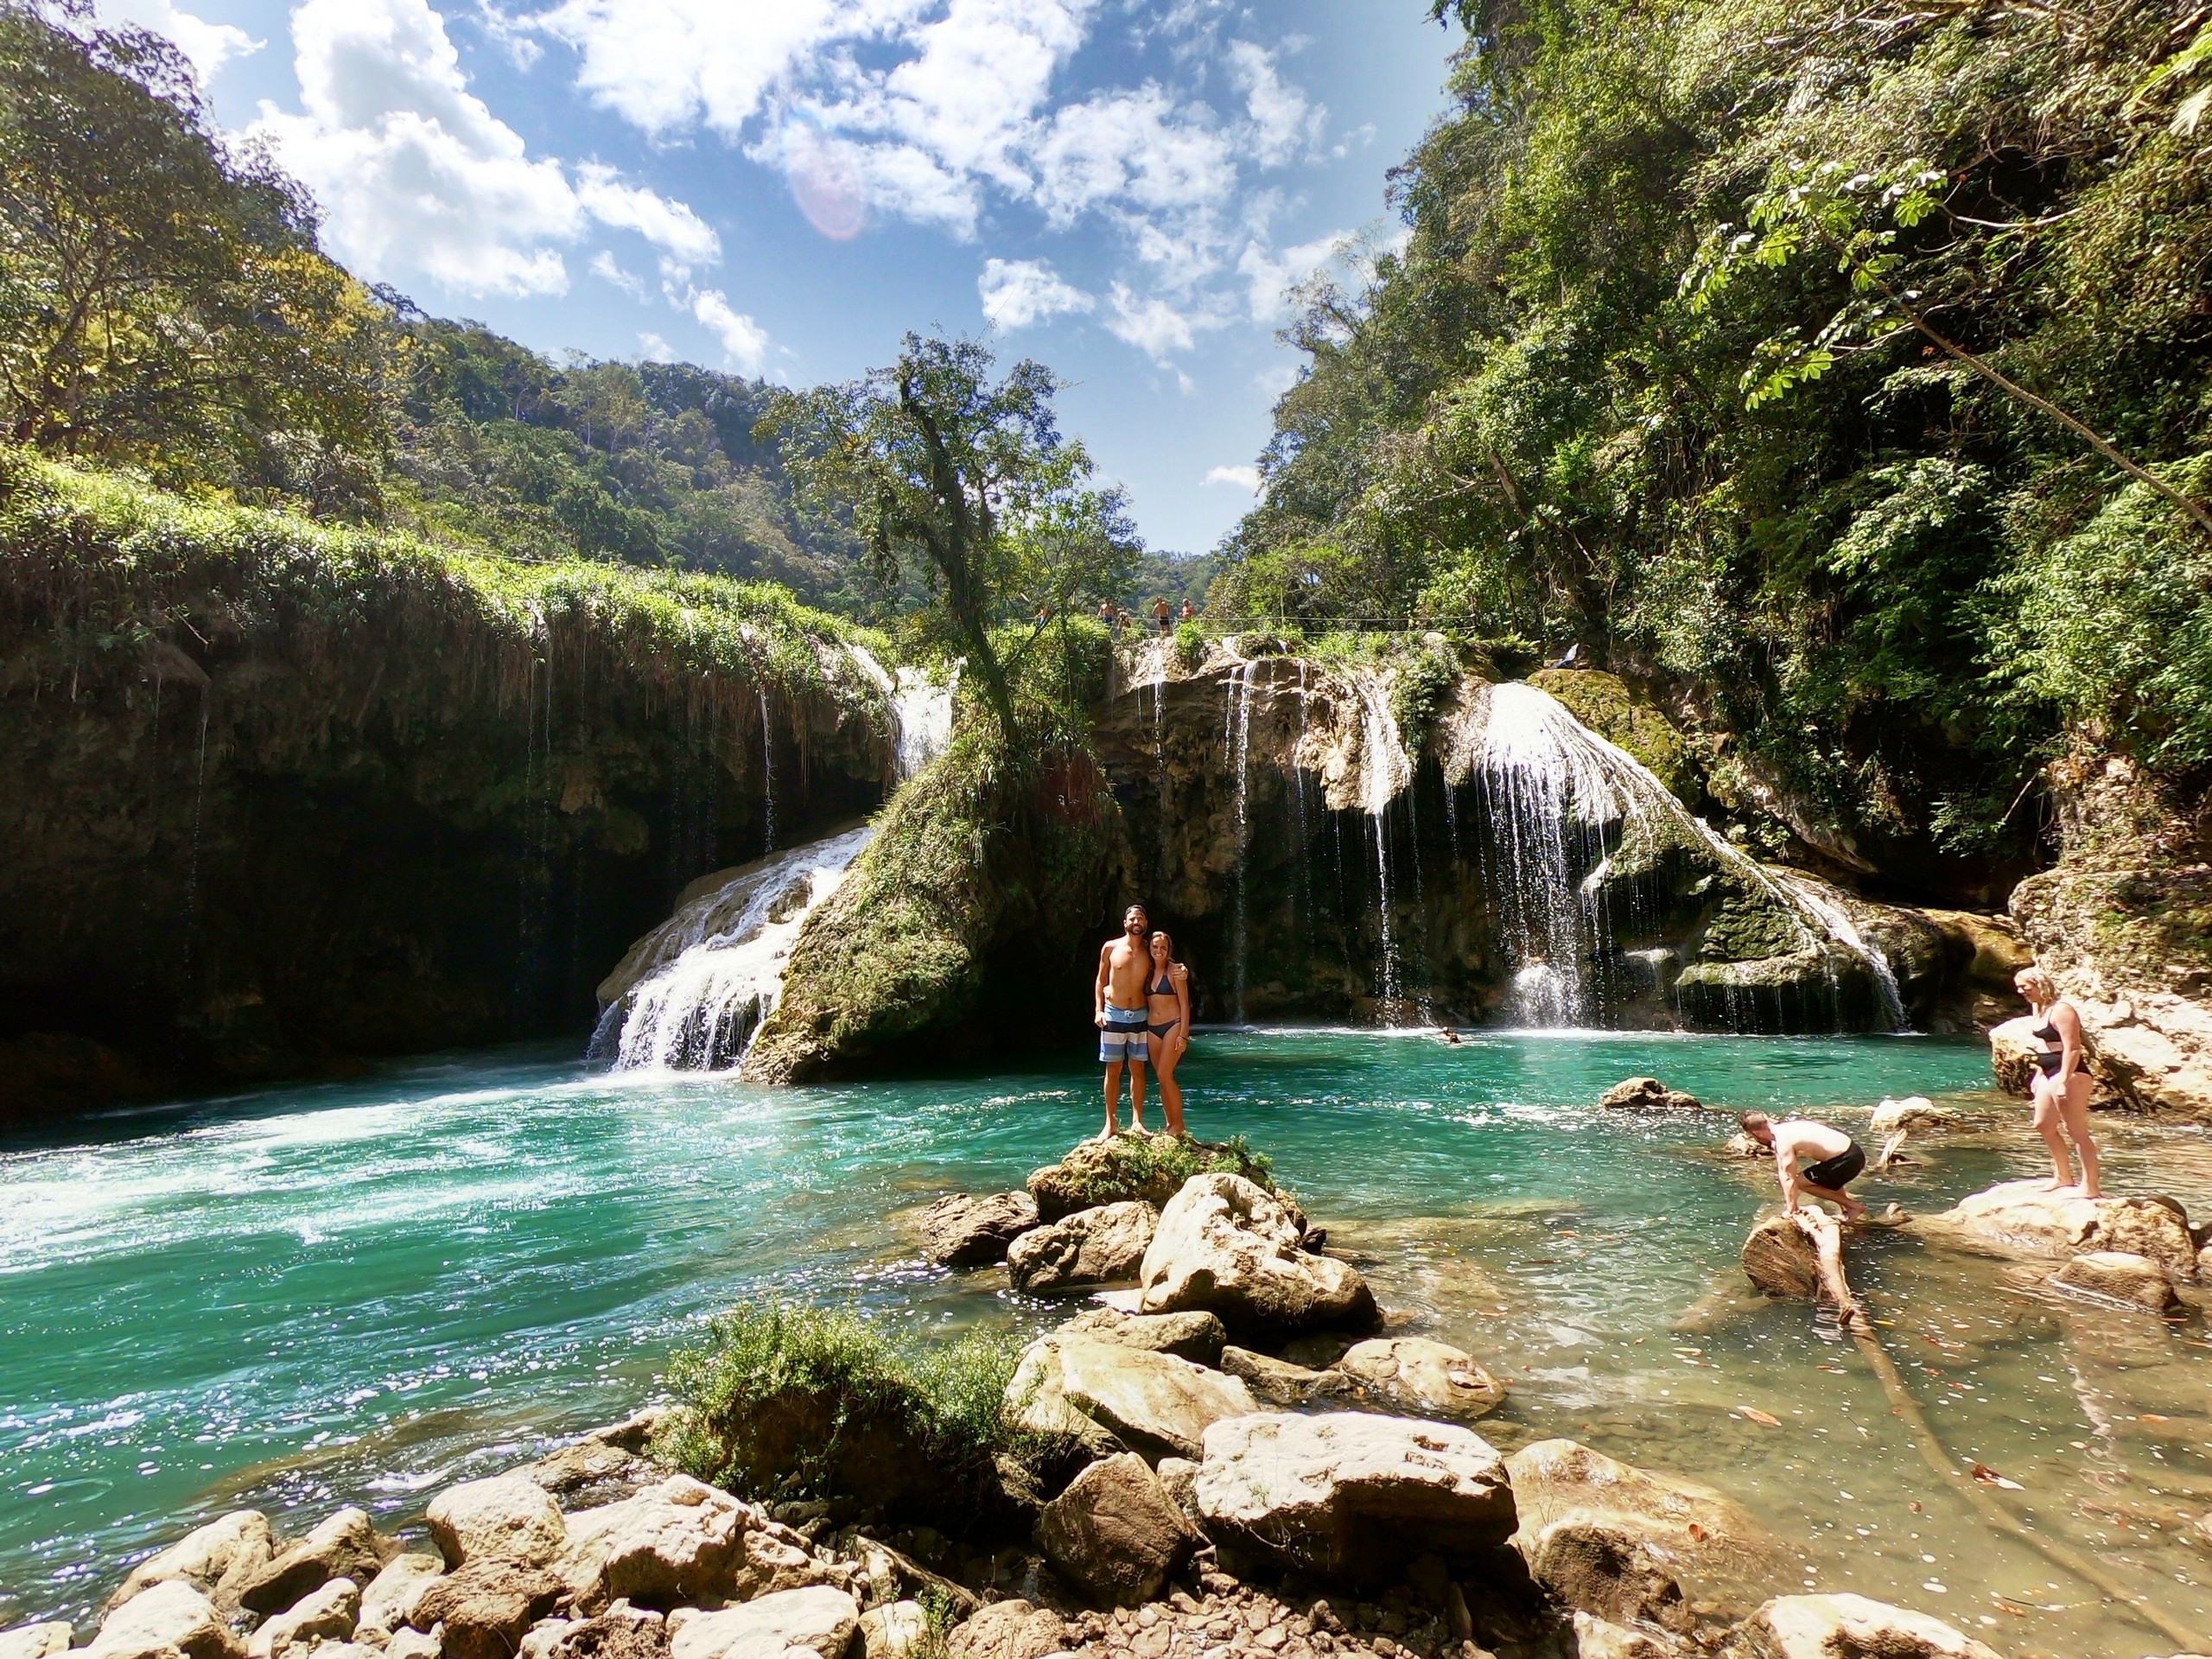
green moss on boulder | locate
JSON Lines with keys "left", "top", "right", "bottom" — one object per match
{"left": 1529, "top": 669, "right": 1694, "bottom": 801}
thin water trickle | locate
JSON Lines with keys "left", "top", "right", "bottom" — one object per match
{"left": 1228, "top": 660, "right": 1257, "bottom": 1021}
{"left": 757, "top": 689, "right": 777, "bottom": 853}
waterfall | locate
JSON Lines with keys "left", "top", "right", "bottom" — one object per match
{"left": 757, "top": 690, "right": 777, "bottom": 853}
{"left": 593, "top": 823, "right": 875, "bottom": 1071}
{"left": 849, "top": 646, "right": 959, "bottom": 779}
{"left": 1771, "top": 871, "right": 1910, "bottom": 1032}
{"left": 1349, "top": 673, "right": 1411, "bottom": 1019}
{"left": 1224, "top": 659, "right": 1257, "bottom": 1020}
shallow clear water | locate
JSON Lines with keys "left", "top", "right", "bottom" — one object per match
{"left": 4, "top": 1031, "right": 2209, "bottom": 1657}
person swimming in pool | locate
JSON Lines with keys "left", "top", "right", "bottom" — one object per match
{"left": 1145, "top": 930, "right": 1192, "bottom": 1136}
{"left": 1094, "top": 904, "right": 1153, "bottom": 1138}
{"left": 1738, "top": 1111, "right": 1869, "bottom": 1222}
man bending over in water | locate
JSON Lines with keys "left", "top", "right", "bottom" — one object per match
{"left": 1095, "top": 904, "right": 1154, "bottom": 1138}
{"left": 1739, "top": 1111, "right": 1869, "bottom": 1222}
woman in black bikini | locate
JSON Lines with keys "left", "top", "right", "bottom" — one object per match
{"left": 1146, "top": 931, "right": 1192, "bottom": 1136}
{"left": 2015, "top": 966, "right": 2100, "bottom": 1198}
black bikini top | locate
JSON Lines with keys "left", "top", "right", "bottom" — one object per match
{"left": 2034, "top": 1020, "right": 2061, "bottom": 1047}
{"left": 1152, "top": 969, "right": 1176, "bottom": 996}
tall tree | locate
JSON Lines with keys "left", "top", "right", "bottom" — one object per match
{"left": 769, "top": 333, "right": 1140, "bottom": 746}
{"left": 0, "top": 0, "right": 387, "bottom": 507}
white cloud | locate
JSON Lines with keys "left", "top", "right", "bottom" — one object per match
{"left": 1226, "top": 41, "right": 1322, "bottom": 166}
{"left": 252, "top": 0, "right": 716, "bottom": 299}
{"left": 639, "top": 331, "right": 679, "bottom": 362}
{"left": 1106, "top": 283, "right": 1201, "bottom": 362}
{"left": 591, "top": 251, "right": 646, "bottom": 299}
{"left": 1237, "top": 229, "right": 1351, "bottom": 323}
{"left": 690, "top": 289, "right": 771, "bottom": 372}
{"left": 979, "top": 257, "right": 1093, "bottom": 329}
{"left": 1032, "top": 86, "right": 1236, "bottom": 227}
{"left": 1204, "top": 464, "right": 1261, "bottom": 492}
{"left": 99, "top": 0, "right": 261, "bottom": 81}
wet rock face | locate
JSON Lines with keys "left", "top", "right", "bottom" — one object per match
{"left": 1093, "top": 647, "right": 1978, "bottom": 1035}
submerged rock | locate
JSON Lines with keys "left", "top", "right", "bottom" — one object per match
{"left": 1036, "top": 1452, "right": 1200, "bottom": 1607}
{"left": 1930, "top": 1179, "right": 2198, "bottom": 1278}
{"left": 1867, "top": 1096, "right": 1958, "bottom": 1136}
{"left": 1333, "top": 1337, "right": 1504, "bottom": 1421}
{"left": 1192, "top": 1412, "right": 1516, "bottom": 1585}
{"left": 1007, "top": 1201, "right": 1158, "bottom": 1293}
{"left": 1726, "top": 1592, "right": 2000, "bottom": 1658}
{"left": 107, "top": 1510, "right": 273, "bottom": 1611}
{"left": 1597, "top": 1078, "right": 1702, "bottom": 1112}
{"left": 1140, "top": 1173, "right": 1377, "bottom": 1336}
{"left": 919, "top": 1192, "right": 1039, "bottom": 1268}
{"left": 2050, "top": 1249, "right": 2185, "bottom": 1315}
{"left": 1219, "top": 1345, "right": 1354, "bottom": 1407}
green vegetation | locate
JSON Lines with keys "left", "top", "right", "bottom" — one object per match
{"left": 656, "top": 1300, "right": 1057, "bottom": 1529}
{"left": 1529, "top": 669, "right": 1694, "bottom": 801}
{"left": 1056, "top": 1131, "right": 1275, "bottom": 1209}
{"left": 1211, "top": 0, "right": 2212, "bottom": 862}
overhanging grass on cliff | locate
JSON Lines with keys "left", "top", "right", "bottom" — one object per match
{"left": 0, "top": 448, "right": 888, "bottom": 735}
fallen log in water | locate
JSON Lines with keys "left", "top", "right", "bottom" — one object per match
{"left": 1739, "top": 1208, "right": 1869, "bottom": 1331}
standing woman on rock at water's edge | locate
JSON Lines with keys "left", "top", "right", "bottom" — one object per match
{"left": 1147, "top": 930, "right": 1192, "bottom": 1136}
{"left": 2017, "top": 965, "right": 2101, "bottom": 1198}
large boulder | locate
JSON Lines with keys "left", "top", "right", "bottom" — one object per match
{"left": 1192, "top": 1412, "right": 1516, "bottom": 1585}
{"left": 411, "top": 1562, "right": 563, "bottom": 1659}
{"left": 1007, "top": 1202, "right": 1158, "bottom": 1293}
{"left": 1058, "top": 1307, "right": 1226, "bottom": 1366}
{"left": 247, "top": 1578, "right": 359, "bottom": 1658}
{"left": 919, "top": 1193, "right": 1039, "bottom": 1268}
{"left": 1726, "top": 1593, "right": 2001, "bottom": 1658}
{"left": 429, "top": 1474, "right": 569, "bottom": 1570}
{"left": 558, "top": 1478, "right": 814, "bottom": 1613}
{"left": 1007, "top": 1333, "right": 1256, "bottom": 1461}
{"left": 857, "top": 1603, "right": 929, "bottom": 1659}
{"left": 1140, "top": 1173, "right": 1376, "bottom": 1336}
{"left": 1931, "top": 1179, "right": 2198, "bottom": 1278}
{"left": 108, "top": 1511, "right": 274, "bottom": 1611}
{"left": 89, "top": 1582, "right": 243, "bottom": 1659}
{"left": 238, "top": 1510, "right": 389, "bottom": 1617}
{"left": 942, "top": 1601, "right": 1071, "bottom": 1659}
{"left": 357, "top": 1554, "right": 444, "bottom": 1637}
{"left": 1987, "top": 1014, "right": 2043, "bottom": 1098}
{"left": 1510, "top": 1436, "right": 1779, "bottom": 1629}
{"left": 1334, "top": 1338, "right": 1504, "bottom": 1421}
{"left": 1027, "top": 1134, "right": 1269, "bottom": 1224}
{"left": 2050, "top": 1249, "right": 2185, "bottom": 1315}
{"left": 0, "top": 1626, "right": 73, "bottom": 1659}
{"left": 1036, "top": 1452, "right": 1201, "bottom": 1607}
{"left": 667, "top": 1587, "right": 859, "bottom": 1659}
{"left": 1597, "top": 1078, "right": 1701, "bottom": 1112}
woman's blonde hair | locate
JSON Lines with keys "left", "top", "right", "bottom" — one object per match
{"left": 2015, "top": 965, "right": 2056, "bottom": 998}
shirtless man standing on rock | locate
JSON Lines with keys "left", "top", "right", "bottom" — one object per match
{"left": 1095, "top": 904, "right": 1154, "bottom": 1139}
{"left": 1740, "top": 1111, "right": 1869, "bottom": 1222}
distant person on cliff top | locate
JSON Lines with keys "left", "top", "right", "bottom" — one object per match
{"left": 2015, "top": 965, "right": 2101, "bottom": 1198}
{"left": 1738, "top": 1112, "right": 1869, "bottom": 1222}
{"left": 1145, "top": 930, "right": 1192, "bottom": 1136}
{"left": 1154, "top": 596, "right": 1173, "bottom": 634}
{"left": 1180, "top": 600, "right": 1196, "bottom": 621}
{"left": 1095, "top": 904, "right": 1154, "bottom": 1137}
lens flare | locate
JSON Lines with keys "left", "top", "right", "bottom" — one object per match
{"left": 783, "top": 118, "right": 867, "bottom": 241}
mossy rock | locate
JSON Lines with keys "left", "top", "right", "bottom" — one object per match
{"left": 1529, "top": 669, "right": 1694, "bottom": 801}
{"left": 1695, "top": 883, "right": 1809, "bottom": 963}
{"left": 1027, "top": 1130, "right": 1274, "bottom": 1222}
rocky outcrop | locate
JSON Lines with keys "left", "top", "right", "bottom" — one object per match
{"left": 2050, "top": 1250, "right": 2185, "bottom": 1315}
{"left": 1058, "top": 1307, "right": 1227, "bottom": 1366}
{"left": 1596, "top": 1078, "right": 1702, "bottom": 1112}
{"left": 1332, "top": 1338, "right": 1503, "bottom": 1421}
{"left": 1036, "top": 1453, "right": 1201, "bottom": 1607}
{"left": 918, "top": 1192, "right": 1039, "bottom": 1268}
{"left": 666, "top": 1587, "right": 858, "bottom": 1659}
{"left": 1929, "top": 1180, "right": 2198, "bottom": 1278}
{"left": 1027, "top": 1135, "right": 1274, "bottom": 1223}
{"left": 90, "top": 1582, "right": 244, "bottom": 1659}
{"left": 429, "top": 1474, "right": 570, "bottom": 1570}
{"left": 237, "top": 1508, "right": 390, "bottom": 1617}
{"left": 1725, "top": 1592, "right": 2000, "bottom": 1658}
{"left": 1140, "top": 1174, "right": 1377, "bottom": 1336}
{"left": 107, "top": 1510, "right": 273, "bottom": 1611}
{"left": 2008, "top": 749, "right": 2212, "bottom": 1118}
{"left": 1007, "top": 1333, "right": 1258, "bottom": 1462}
{"left": 1007, "top": 1202, "right": 1157, "bottom": 1293}
{"left": 1192, "top": 1412, "right": 1516, "bottom": 1585}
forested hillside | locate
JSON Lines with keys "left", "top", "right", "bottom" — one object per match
{"left": 1212, "top": 0, "right": 2212, "bottom": 893}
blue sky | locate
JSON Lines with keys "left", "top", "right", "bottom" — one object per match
{"left": 100, "top": 0, "right": 1459, "bottom": 554}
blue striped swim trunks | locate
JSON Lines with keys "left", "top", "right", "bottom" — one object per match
{"left": 1099, "top": 1006, "right": 1148, "bottom": 1063}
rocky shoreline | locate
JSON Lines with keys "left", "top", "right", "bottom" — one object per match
{"left": 22, "top": 1118, "right": 2211, "bottom": 1659}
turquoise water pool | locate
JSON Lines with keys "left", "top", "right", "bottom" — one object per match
{"left": 3, "top": 1030, "right": 2206, "bottom": 1654}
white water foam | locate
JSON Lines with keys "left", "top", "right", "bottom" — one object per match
{"left": 849, "top": 646, "right": 958, "bottom": 779}
{"left": 597, "top": 823, "right": 876, "bottom": 1071}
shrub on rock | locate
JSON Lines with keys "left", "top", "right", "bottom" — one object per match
{"left": 1028, "top": 1133, "right": 1272, "bottom": 1222}
{"left": 1139, "top": 1174, "right": 1376, "bottom": 1336}
{"left": 1192, "top": 1412, "right": 1516, "bottom": 1585}
{"left": 1036, "top": 1452, "right": 1200, "bottom": 1607}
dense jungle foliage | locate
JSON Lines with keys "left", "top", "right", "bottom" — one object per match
{"left": 1212, "top": 0, "right": 2212, "bottom": 871}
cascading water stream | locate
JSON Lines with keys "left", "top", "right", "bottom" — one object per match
{"left": 849, "top": 646, "right": 958, "bottom": 780}
{"left": 1224, "top": 658, "right": 1258, "bottom": 1020}
{"left": 757, "top": 690, "right": 777, "bottom": 853}
{"left": 593, "top": 824, "right": 876, "bottom": 1071}
{"left": 1351, "top": 671, "right": 1413, "bottom": 1018}
{"left": 1772, "top": 870, "right": 1910, "bottom": 1032}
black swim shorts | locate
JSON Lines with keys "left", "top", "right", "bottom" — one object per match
{"left": 1803, "top": 1141, "right": 1866, "bottom": 1191}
